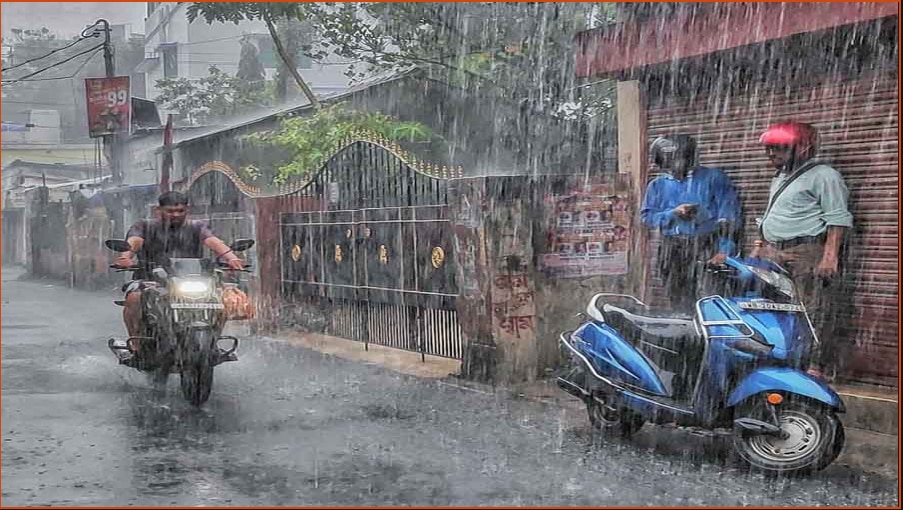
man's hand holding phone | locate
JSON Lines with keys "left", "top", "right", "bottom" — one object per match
{"left": 673, "top": 203, "right": 699, "bottom": 220}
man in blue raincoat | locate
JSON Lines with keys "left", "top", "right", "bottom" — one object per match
{"left": 641, "top": 134, "right": 742, "bottom": 311}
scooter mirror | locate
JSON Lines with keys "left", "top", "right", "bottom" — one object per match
{"left": 151, "top": 267, "right": 169, "bottom": 281}
{"left": 105, "top": 239, "right": 131, "bottom": 252}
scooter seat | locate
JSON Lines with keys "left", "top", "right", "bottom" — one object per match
{"left": 600, "top": 303, "right": 696, "bottom": 339}
{"left": 601, "top": 303, "right": 705, "bottom": 402}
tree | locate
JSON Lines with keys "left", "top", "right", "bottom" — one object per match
{"left": 235, "top": 35, "right": 268, "bottom": 106}
{"left": 186, "top": 2, "right": 320, "bottom": 108}
{"left": 273, "top": 17, "right": 316, "bottom": 103}
{"left": 241, "top": 101, "right": 435, "bottom": 183}
{"left": 236, "top": 36, "right": 265, "bottom": 84}
{"left": 154, "top": 66, "right": 272, "bottom": 126}
{"left": 304, "top": 3, "right": 620, "bottom": 121}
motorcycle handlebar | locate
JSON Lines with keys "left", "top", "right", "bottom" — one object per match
{"left": 109, "top": 264, "right": 140, "bottom": 272}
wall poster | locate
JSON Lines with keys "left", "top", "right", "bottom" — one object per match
{"left": 539, "top": 181, "right": 631, "bottom": 278}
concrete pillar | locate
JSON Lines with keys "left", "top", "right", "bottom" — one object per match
{"left": 616, "top": 80, "right": 649, "bottom": 301}
{"left": 449, "top": 177, "right": 497, "bottom": 383}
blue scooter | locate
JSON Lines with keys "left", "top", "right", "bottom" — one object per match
{"left": 557, "top": 256, "right": 845, "bottom": 475}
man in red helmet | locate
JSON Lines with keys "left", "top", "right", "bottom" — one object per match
{"left": 752, "top": 121, "right": 853, "bottom": 382}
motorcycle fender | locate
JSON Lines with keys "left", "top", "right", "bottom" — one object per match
{"left": 726, "top": 367, "right": 845, "bottom": 412}
{"left": 184, "top": 324, "right": 215, "bottom": 353}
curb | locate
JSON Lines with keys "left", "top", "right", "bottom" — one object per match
{"left": 835, "top": 384, "right": 898, "bottom": 436}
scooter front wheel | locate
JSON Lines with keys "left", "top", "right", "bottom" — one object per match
{"left": 733, "top": 397, "right": 844, "bottom": 476}
{"left": 587, "top": 395, "right": 645, "bottom": 438}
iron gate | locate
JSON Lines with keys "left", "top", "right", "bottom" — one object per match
{"left": 279, "top": 137, "right": 464, "bottom": 360}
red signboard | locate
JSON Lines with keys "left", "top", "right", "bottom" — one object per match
{"left": 85, "top": 76, "right": 130, "bottom": 138}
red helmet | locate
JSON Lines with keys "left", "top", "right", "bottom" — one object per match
{"left": 759, "top": 122, "right": 819, "bottom": 157}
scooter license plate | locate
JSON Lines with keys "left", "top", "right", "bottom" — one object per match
{"left": 738, "top": 301, "right": 804, "bottom": 312}
{"left": 171, "top": 302, "right": 224, "bottom": 310}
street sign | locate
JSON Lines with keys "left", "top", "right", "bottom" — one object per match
{"left": 85, "top": 76, "right": 130, "bottom": 138}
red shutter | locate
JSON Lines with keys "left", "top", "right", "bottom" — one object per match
{"left": 644, "top": 72, "right": 898, "bottom": 387}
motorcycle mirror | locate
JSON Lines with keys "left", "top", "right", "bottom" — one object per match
{"left": 229, "top": 238, "right": 255, "bottom": 252}
{"left": 105, "top": 239, "right": 131, "bottom": 252}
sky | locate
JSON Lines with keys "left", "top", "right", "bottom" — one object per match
{"left": 1, "top": 2, "right": 147, "bottom": 40}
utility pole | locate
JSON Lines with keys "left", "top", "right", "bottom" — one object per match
{"left": 94, "top": 18, "right": 123, "bottom": 184}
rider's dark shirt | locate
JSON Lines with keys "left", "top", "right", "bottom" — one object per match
{"left": 126, "top": 219, "right": 213, "bottom": 277}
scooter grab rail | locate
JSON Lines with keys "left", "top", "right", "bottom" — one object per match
{"left": 559, "top": 331, "right": 694, "bottom": 416}
{"left": 696, "top": 295, "right": 756, "bottom": 340}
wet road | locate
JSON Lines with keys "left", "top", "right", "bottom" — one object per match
{"left": 2, "top": 266, "right": 898, "bottom": 506}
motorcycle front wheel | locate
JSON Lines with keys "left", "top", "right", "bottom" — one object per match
{"left": 733, "top": 397, "right": 844, "bottom": 476}
{"left": 179, "top": 329, "right": 215, "bottom": 406}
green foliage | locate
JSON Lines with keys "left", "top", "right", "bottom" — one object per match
{"left": 154, "top": 66, "right": 273, "bottom": 125}
{"left": 185, "top": 2, "right": 311, "bottom": 25}
{"left": 243, "top": 102, "right": 435, "bottom": 183}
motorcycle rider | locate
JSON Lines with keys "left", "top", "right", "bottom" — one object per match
{"left": 640, "top": 134, "right": 742, "bottom": 311}
{"left": 113, "top": 191, "right": 245, "bottom": 359}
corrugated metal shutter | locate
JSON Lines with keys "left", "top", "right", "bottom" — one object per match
{"left": 644, "top": 72, "right": 898, "bottom": 387}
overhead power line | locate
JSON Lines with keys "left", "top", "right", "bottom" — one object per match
{"left": 2, "top": 36, "right": 90, "bottom": 72}
{"left": 1, "top": 44, "right": 103, "bottom": 84}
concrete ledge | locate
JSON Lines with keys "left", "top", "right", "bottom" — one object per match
{"left": 269, "top": 330, "right": 462, "bottom": 380}
{"left": 835, "top": 383, "right": 898, "bottom": 435}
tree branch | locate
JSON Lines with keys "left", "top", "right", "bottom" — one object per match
{"left": 263, "top": 10, "right": 320, "bottom": 109}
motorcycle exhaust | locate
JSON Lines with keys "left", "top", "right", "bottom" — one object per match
{"left": 557, "top": 376, "right": 589, "bottom": 401}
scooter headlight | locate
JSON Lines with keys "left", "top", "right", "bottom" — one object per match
{"left": 748, "top": 266, "right": 795, "bottom": 298}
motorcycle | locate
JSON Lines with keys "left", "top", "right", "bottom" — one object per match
{"left": 104, "top": 238, "right": 255, "bottom": 406}
{"left": 556, "top": 256, "right": 845, "bottom": 475}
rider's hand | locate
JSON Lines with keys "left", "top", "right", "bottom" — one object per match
{"left": 751, "top": 240, "right": 780, "bottom": 261}
{"left": 707, "top": 253, "right": 728, "bottom": 266}
{"left": 673, "top": 203, "right": 697, "bottom": 220}
{"left": 225, "top": 257, "right": 246, "bottom": 271}
{"left": 114, "top": 253, "right": 134, "bottom": 268}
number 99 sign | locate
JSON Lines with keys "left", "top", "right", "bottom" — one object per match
{"left": 85, "top": 76, "right": 130, "bottom": 138}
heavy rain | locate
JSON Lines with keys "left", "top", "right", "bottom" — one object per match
{"left": 0, "top": 2, "right": 898, "bottom": 507}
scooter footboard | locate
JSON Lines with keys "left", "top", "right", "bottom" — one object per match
{"left": 726, "top": 367, "right": 845, "bottom": 412}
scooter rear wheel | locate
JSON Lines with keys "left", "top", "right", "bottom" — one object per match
{"left": 733, "top": 397, "right": 844, "bottom": 476}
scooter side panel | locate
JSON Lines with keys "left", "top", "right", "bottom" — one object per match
{"left": 702, "top": 298, "right": 805, "bottom": 364}
{"left": 726, "top": 366, "right": 845, "bottom": 411}
{"left": 574, "top": 322, "right": 668, "bottom": 396}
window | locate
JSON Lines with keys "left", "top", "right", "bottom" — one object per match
{"left": 160, "top": 43, "right": 178, "bottom": 78}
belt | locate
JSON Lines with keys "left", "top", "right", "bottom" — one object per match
{"left": 775, "top": 235, "right": 825, "bottom": 250}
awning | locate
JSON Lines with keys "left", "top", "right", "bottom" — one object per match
{"left": 1, "top": 122, "right": 30, "bottom": 132}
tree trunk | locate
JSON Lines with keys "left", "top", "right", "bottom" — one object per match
{"left": 263, "top": 12, "right": 319, "bottom": 109}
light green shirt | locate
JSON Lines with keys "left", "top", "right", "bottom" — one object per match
{"left": 761, "top": 162, "right": 853, "bottom": 242}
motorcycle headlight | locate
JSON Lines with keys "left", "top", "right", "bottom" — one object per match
{"left": 748, "top": 266, "right": 795, "bottom": 298}
{"left": 175, "top": 279, "right": 212, "bottom": 296}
